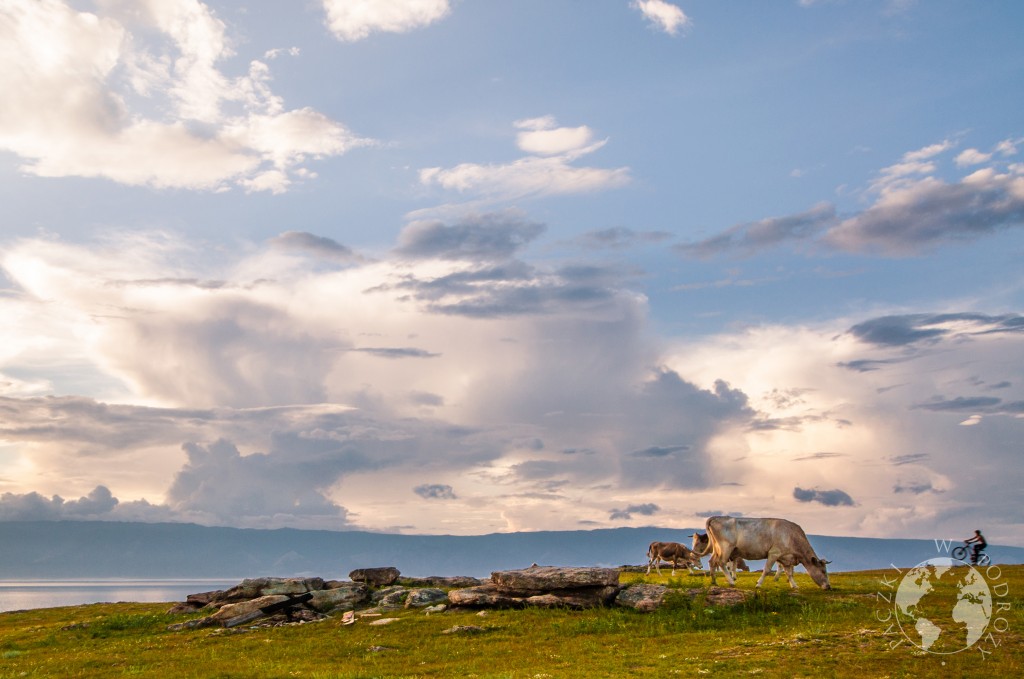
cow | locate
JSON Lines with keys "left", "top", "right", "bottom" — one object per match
{"left": 690, "top": 533, "right": 778, "bottom": 580}
{"left": 646, "top": 541, "right": 703, "bottom": 576}
{"left": 692, "top": 516, "right": 831, "bottom": 590}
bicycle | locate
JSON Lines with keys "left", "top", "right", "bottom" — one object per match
{"left": 951, "top": 542, "right": 990, "bottom": 566}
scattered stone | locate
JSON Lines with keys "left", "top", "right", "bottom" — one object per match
{"left": 441, "top": 625, "right": 487, "bottom": 634}
{"left": 422, "top": 604, "right": 447, "bottom": 614}
{"left": 615, "top": 584, "right": 668, "bottom": 612}
{"left": 691, "top": 586, "right": 753, "bottom": 607}
{"left": 350, "top": 567, "right": 400, "bottom": 588}
{"left": 368, "top": 645, "right": 396, "bottom": 653}
{"left": 368, "top": 617, "right": 400, "bottom": 626}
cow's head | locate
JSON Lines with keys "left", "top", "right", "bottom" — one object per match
{"left": 690, "top": 532, "right": 710, "bottom": 555}
{"left": 806, "top": 556, "right": 832, "bottom": 590}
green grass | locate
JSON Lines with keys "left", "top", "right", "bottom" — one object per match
{"left": 1, "top": 567, "right": 1021, "bottom": 678}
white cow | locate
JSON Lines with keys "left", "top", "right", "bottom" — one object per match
{"left": 646, "top": 541, "right": 703, "bottom": 576}
{"left": 693, "top": 516, "right": 831, "bottom": 590}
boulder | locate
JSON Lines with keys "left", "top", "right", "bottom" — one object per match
{"left": 208, "top": 595, "right": 290, "bottom": 625}
{"left": 615, "top": 584, "right": 667, "bottom": 612}
{"left": 448, "top": 584, "right": 523, "bottom": 609}
{"left": 491, "top": 566, "right": 619, "bottom": 594}
{"left": 693, "top": 586, "right": 753, "bottom": 607}
{"left": 214, "top": 577, "right": 324, "bottom": 604}
{"left": 308, "top": 583, "right": 368, "bottom": 613}
{"left": 371, "top": 586, "right": 409, "bottom": 608}
{"left": 350, "top": 567, "right": 401, "bottom": 588}
{"left": 405, "top": 588, "right": 449, "bottom": 608}
{"left": 522, "top": 586, "right": 619, "bottom": 609}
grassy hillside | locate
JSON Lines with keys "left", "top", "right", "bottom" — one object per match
{"left": 1, "top": 566, "right": 1021, "bottom": 678}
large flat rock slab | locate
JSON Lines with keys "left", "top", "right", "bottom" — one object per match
{"left": 491, "top": 566, "right": 619, "bottom": 594}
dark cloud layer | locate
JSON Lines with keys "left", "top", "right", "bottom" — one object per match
{"left": 676, "top": 203, "right": 836, "bottom": 258}
{"left": 413, "top": 484, "right": 457, "bottom": 500}
{"left": 395, "top": 213, "right": 545, "bottom": 261}
{"left": 609, "top": 503, "right": 660, "bottom": 520}
{"left": 793, "top": 486, "right": 855, "bottom": 507}
{"left": 848, "top": 313, "right": 1024, "bottom": 347}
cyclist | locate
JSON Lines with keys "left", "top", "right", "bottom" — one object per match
{"left": 964, "top": 529, "right": 987, "bottom": 565}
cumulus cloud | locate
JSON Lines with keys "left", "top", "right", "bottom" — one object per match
{"left": 631, "top": 0, "right": 689, "bottom": 36}
{"left": 419, "top": 117, "right": 630, "bottom": 202}
{"left": 321, "top": 0, "right": 450, "bottom": 41}
{"left": 793, "top": 486, "right": 855, "bottom": 506}
{"left": 0, "top": 0, "right": 370, "bottom": 192}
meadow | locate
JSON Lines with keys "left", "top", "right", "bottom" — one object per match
{"left": 0, "top": 566, "right": 1020, "bottom": 678}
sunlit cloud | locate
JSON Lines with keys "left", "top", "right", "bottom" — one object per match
{"left": 0, "top": 0, "right": 370, "bottom": 192}
{"left": 321, "top": 0, "right": 450, "bottom": 41}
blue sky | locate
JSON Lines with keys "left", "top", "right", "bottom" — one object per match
{"left": 1, "top": 0, "right": 1022, "bottom": 545}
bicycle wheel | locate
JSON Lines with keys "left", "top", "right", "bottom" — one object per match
{"left": 951, "top": 545, "right": 968, "bottom": 561}
{"left": 977, "top": 553, "right": 991, "bottom": 566}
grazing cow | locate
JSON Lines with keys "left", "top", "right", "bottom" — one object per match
{"left": 693, "top": 516, "right": 831, "bottom": 590}
{"left": 646, "top": 541, "right": 703, "bottom": 576}
{"left": 690, "top": 533, "right": 775, "bottom": 580}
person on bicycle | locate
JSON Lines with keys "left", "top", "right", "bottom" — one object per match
{"left": 964, "top": 529, "right": 987, "bottom": 564}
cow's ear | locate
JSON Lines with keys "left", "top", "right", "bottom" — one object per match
{"left": 810, "top": 556, "right": 820, "bottom": 566}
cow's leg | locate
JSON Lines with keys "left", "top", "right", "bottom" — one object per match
{"left": 783, "top": 563, "right": 798, "bottom": 589}
{"left": 756, "top": 556, "right": 778, "bottom": 588}
{"left": 720, "top": 548, "right": 737, "bottom": 586}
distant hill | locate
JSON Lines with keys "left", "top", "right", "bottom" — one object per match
{"left": 1, "top": 521, "right": 1021, "bottom": 579}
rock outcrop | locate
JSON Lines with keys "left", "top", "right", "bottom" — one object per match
{"left": 167, "top": 564, "right": 754, "bottom": 630}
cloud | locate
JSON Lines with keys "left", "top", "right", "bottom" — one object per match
{"left": 609, "top": 503, "right": 660, "bottom": 520}
{"left": 0, "top": 0, "right": 370, "bottom": 192}
{"left": 676, "top": 203, "right": 837, "bottom": 258}
{"left": 573, "top": 227, "right": 672, "bottom": 250}
{"left": 270, "top": 232, "right": 360, "bottom": 263}
{"left": 676, "top": 137, "right": 1024, "bottom": 257}
{"left": 321, "top": 0, "right": 450, "bottom": 41}
{"left": 414, "top": 484, "right": 457, "bottom": 500}
{"left": 419, "top": 117, "right": 630, "bottom": 202}
{"left": 847, "top": 313, "right": 1024, "bottom": 347}
{"left": 631, "top": 0, "right": 690, "bottom": 36}
{"left": 793, "top": 486, "right": 855, "bottom": 506}
{"left": 628, "top": 445, "right": 691, "bottom": 458}
{"left": 395, "top": 212, "right": 546, "bottom": 261}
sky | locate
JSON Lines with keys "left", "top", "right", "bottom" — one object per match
{"left": 1, "top": 0, "right": 1023, "bottom": 545}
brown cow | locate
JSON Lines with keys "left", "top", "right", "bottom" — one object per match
{"left": 646, "top": 541, "right": 703, "bottom": 576}
{"left": 693, "top": 516, "right": 831, "bottom": 589}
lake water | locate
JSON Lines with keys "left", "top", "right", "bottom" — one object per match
{"left": 0, "top": 579, "right": 241, "bottom": 613}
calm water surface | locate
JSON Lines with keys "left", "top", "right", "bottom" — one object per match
{"left": 0, "top": 579, "right": 240, "bottom": 612}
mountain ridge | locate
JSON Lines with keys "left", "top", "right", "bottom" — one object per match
{"left": 1, "top": 520, "right": 1021, "bottom": 580}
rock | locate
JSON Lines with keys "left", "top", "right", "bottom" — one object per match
{"left": 371, "top": 586, "right": 409, "bottom": 608}
{"left": 185, "top": 590, "right": 224, "bottom": 607}
{"left": 615, "top": 584, "right": 668, "bottom": 612}
{"left": 491, "top": 566, "right": 619, "bottom": 594}
{"left": 368, "top": 617, "right": 400, "bottom": 626}
{"left": 166, "top": 602, "right": 201, "bottom": 615}
{"left": 695, "top": 586, "right": 753, "bottom": 607}
{"left": 214, "top": 578, "right": 324, "bottom": 604}
{"left": 522, "top": 586, "right": 619, "bottom": 609}
{"left": 448, "top": 584, "right": 523, "bottom": 609}
{"left": 308, "top": 583, "right": 369, "bottom": 613}
{"left": 442, "top": 625, "right": 487, "bottom": 634}
{"left": 208, "top": 595, "right": 291, "bottom": 625}
{"left": 350, "top": 567, "right": 400, "bottom": 588}
{"left": 422, "top": 604, "right": 447, "bottom": 614}
{"left": 402, "top": 576, "right": 483, "bottom": 588}
{"left": 405, "top": 588, "right": 449, "bottom": 608}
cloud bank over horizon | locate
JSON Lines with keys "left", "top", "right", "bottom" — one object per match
{"left": 1, "top": 0, "right": 1022, "bottom": 545}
